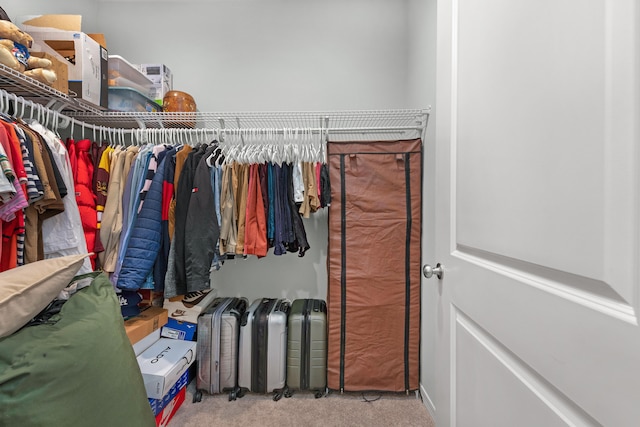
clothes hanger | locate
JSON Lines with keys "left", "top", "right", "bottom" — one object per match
{"left": 69, "top": 118, "right": 75, "bottom": 139}
{"left": 52, "top": 110, "right": 61, "bottom": 137}
{"left": 132, "top": 128, "right": 139, "bottom": 146}
{"left": 19, "top": 96, "right": 26, "bottom": 119}
{"left": 249, "top": 142, "right": 260, "bottom": 164}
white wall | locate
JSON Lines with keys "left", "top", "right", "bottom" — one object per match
{"left": 96, "top": 0, "right": 409, "bottom": 112}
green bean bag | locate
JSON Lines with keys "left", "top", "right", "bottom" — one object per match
{"left": 0, "top": 271, "right": 155, "bottom": 427}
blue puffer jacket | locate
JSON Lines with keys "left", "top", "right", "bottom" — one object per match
{"left": 117, "top": 157, "right": 166, "bottom": 291}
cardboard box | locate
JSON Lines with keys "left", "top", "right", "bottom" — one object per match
{"left": 139, "top": 289, "right": 164, "bottom": 309}
{"left": 29, "top": 51, "right": 68, "bottom": 94}
{"left": 161, "top": 317, "right": 197, "bottom": 341}
{"left": 148, "top": 365, "right": 193, "bottom": 416}
{"left": 155, "top": 387, "right": 185, "bottom": 427}
{"left": 132, "top": 329, "right": 161, "bottom": 356}
{"left": 163, "top": 289, "right": 217, "bottom": 325}
{"left": 18, "top": 15, "right": 108, "bottom": 108}
{"left": 138, "top": 63, "right": 172, "bottom": 104}
{"left": 137, "top": 338, "right": 196, "bottom": 399}
{"left": 124, "top": 306, "right": 168, "bottom": 346}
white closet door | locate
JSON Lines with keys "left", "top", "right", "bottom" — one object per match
{"left": 429, "top": 0, "right": 640, "bottom": 425}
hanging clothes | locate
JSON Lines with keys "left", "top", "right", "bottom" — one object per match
{"left": 153, "top": 145, "right": 179, "bottom": 292}
{"left": 15, "top": 125, "right": 43, "bottom": 205}
{"left": 68, "top": 138, "right": 98, "bottom": 269}
{"left": 93, "top": 145, "right": 113, "bottom": 268}
{"left": 299, "top": 161, "right": 320, "bottom": 218}
{"left": 169, "top": 144, "right": 192, "bottom": 240}
{"left": 266, "top": 163, "right": 275, "bottom": 247}
{"left": 258, "top": 163, "right": 269, "bottom": 238}
{"left": 0, "top": 138, "right": 15, "bottom": 200}
{"left": 0, "top": 128, "right": 26, "bottom": 271}
{"left": 7, "top": 124, "right": 63, "bottom": 269}
{"left": 292, "top": 162, "right": 304, "bottom": 203}
{"left": 117, "top": 153, "right": 167, "bottom": 291}
{"left": 111, "top": 144, "right": 153, "bottom": 285}
{"left": 285, "top": 162, "right": 310, "bottom": 257}
{"left": 272, "top": 163, "right": 292, "bottom": 256}
{"left": 112, "top": 143, "right": 168, "bottom": 289}
{"left": 219, "top": 163, "right": 238, "bottom": 256}
{"left": 243, "top": 163, "right": 267, "bottom": 257}
{"left": 319, "top": 163, "right": 331, "bottom": 207}
{"left": 172, "top": 144, "right": 206, "bottom": 294}
{"left": 30, "top": 123, "right": 92, "bottom": 275}
{"left": 208, "top": 145, "right": 224, "bottom": 271}
{"left": 233, "top": 163, "right": 250, "bottom": 256}
{"left": 100, "top": 146, "right": 128, "bottom": 271}
{"left": 183, "top": 144, "right": 219, "bottom": 290}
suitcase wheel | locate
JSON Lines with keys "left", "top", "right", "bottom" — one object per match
{"left": 236, "top": 388, "right": 245, "bottom": 399}
{"left": 314, "top": 390, "right": 324, "bottom": 399}
{"left": 229, "top": 389, "right": 237, "bottom": 401}
{"left": 193, "top": 390, "right": 203, "bottom": 403}
{"left": 273, "top": 389, "right": 284, "bottom": 402}
{"left": 284, "top": 390, "right": 293, "bottom": 399}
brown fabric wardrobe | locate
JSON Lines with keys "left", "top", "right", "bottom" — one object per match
{"left": 326, "top": 138, "right": 422, "bottom": 392}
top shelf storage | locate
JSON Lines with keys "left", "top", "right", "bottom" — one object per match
{"left": 0, "top": 63, "right": 106, "bottom": 113}
{"left": 0, "top": 63, "right": 429, "bottom": 140}
{"left": 64, "top": 109, "right": 430, "bottom": 133}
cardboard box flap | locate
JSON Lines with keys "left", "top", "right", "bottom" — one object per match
{"left": 88, "top": 33, "right": 107, "bottom": 49}
{"left": 39, "top": 40, "right": 76, "bottom": 64}
{"left": 19, "top": 14, "right": 82, "bottom": 32}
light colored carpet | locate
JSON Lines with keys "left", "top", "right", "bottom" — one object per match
{"left": 169, "top": 381, "right": 435, "bottom": 427}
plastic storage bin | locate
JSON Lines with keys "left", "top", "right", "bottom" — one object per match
{"left": 108, "top": 87, "right": 163, "bottom": 113}
{"left": 108, "top": 55, "right": 154, "bottom": 98}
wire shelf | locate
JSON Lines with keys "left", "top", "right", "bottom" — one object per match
{"left": 0, "top": 63, "right": 106, "bottom": 113}
{"left": 65, "top": 109, "right": 430, "bottom": 137}
{"left": 0, "top": 65, "right": 430, "bottom": 143}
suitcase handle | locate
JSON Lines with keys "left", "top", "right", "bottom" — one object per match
{"left": 229, "top": 298, "right": 248, "bottom": 319}
{"left": 240, "top": 311, "right": 249, "bottom": 326}
{"left": 276, "top": 300, "right": 291, "bottom": 314}
{"left": 312, "top": 299, "right": 327, "bottom": 313}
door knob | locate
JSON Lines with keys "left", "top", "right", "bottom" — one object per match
{"left": 423, "top": 263, "right": 444, "bottom": 280}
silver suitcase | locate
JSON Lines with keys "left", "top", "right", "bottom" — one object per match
{"left": 194, "top": 297, "right": 248, "bottom": 402}
{"left": 238, "top": 298, "right": 290, "bottom": 400}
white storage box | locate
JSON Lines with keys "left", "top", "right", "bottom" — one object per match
{"left": 108, "top": 55, "right": 154, "bottom": 97}
{"left": 138, "top": 63, "right": 173, "bottom": 104}
{"left": 18, "top": 15, "right": 108, "bottom": 108}
{"left": 108, "top": 87, "right": 162, "bottom": 113}
{"left": 132, "top": 328, "right": 161, "bottom": 356}
{"left": 137, "top": 338, "right": 196, "bottom": 399}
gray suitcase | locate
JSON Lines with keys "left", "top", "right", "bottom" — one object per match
{"left": 238, "top": 298, "right": 290, "bottom": 401}
{"left": 285, "top": 299, "right": 327, "bottom": 398}
{"left": 194, "top": 297, "right": 248, "bottom": 402}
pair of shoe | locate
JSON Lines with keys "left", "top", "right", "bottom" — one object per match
{"left": 171, "top": 289, "right": 212, "bottom": 317}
